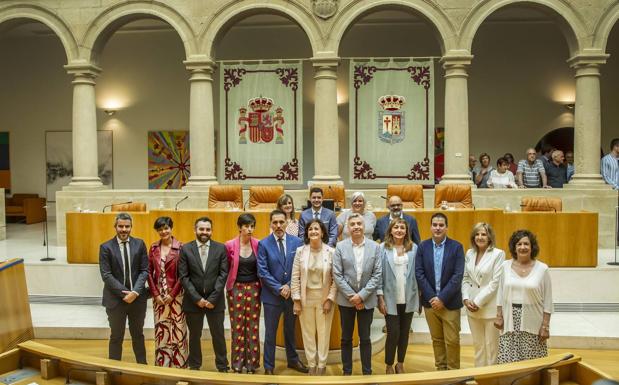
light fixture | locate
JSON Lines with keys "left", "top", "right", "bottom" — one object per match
{"left": 103, "top": 109, "right": 117, "bottom": 116}
{"left": 563, "top": 103, "right": 575, "bottom": 111}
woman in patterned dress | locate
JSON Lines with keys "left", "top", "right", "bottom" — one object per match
{"left": 225, "top": 213, "right": 261, "bottom": 373}
{"left": 277, "top": 194, "right": 300, "bottom": 237}
{"left": 495, "top": 230, "right": 553, "bottom": 363}
{"left": 147, "top": 216, "right": 188, "bottom": 368}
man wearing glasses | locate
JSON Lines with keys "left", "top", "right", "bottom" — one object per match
{"left": 517, "top": 148, "right": 550, "bottom": 188}
{"left": 373, "top": 195, "right": 421, "bottom": 245}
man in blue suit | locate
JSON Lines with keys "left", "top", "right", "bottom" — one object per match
{"left": 257, "top": 209, "right": 308, "bottom": 375}
{"left": 415, "top": 212, "right": 464, "bottom": 370}
{"left": 373, "top": 195, "right": 421, "bottom": 245}
{"left": 298, "top": 187, "right": 338, "bottom": 247}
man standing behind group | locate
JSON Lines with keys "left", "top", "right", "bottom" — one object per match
{"left": 545, "top": 150, "right": 568, "bottom": 188}
{"left": 517, "top": 148, "right": 549, "bottom": 188}
{"left": 257, "top": 210, "right": 308, "bottom": 375}
{"left": 99, "top": 212, "right": 149, "bottom": 364}
{"left": 415, "top": 213, "right": 464, "bottom": 370}
{"left": 333, "top": 213, "right": 382, "bottom": 375}
{"left": 299, "top": 187, "right": 338, "bottom": 247}
{"left": 178, "top": 217, "right": 229, "bottom": 372}
{"left": 373, "top": 195, "right": 421, "bottom": 246}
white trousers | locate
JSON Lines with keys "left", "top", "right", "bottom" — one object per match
{"left": 298, "top": 289, "right": 334, "bottom": 368}
{"left": 468, "top": 316, "right": 499, "bottom": 367}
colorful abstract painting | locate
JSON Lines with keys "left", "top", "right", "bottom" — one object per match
{"left": 0, "top": 132, "right": 9, "bottom": 193}
{"left": 148, "top": 131, "right": 190, "bottom": 189}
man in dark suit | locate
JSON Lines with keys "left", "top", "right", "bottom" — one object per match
{"left": 178, "top": 217, "right": 229, "bottom": 372}
{"left": 257, "top": 209, "right": 308, "bottom": 375}
{"left": 373, "top": 195, "right": 421, "bottom": 245}
{"left": 415, "top": 212, "right": 464, "bottom": 370}
{"left": 298, "top": 187, "right": 338, "bottom": 247}
{"left": 99, "top": 212, "right": 149, "bottom": 364}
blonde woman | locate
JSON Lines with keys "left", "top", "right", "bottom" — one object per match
{"left": 291, "top": 219, "right": 337, "bottom": 375}
{"left": 462, "top": 222, "right": 505, "bottom": 366}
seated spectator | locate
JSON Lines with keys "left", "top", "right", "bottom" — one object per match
{"left": 487, "top": 158, "right": 517, "bottom": 189}
{"left": 474, "top": 153, "right": 494, "bottom": 188}
{"left": 601, "top": 138, "right": 619, "bottom": 190}
{"left": 565, "top": 150, "right": 575, "bottom": 181}
{"left": 503, "top": 153, "right": 518, "bottom": 175}
{"left": 545, "top": 150, "right": 568, "bottom": 188}
{"left": 517, "top": 148, "right": 549, "bottom": 188}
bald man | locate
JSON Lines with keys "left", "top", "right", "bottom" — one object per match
{"left": 373, "top": 195, "right": 420, "bottom": 246}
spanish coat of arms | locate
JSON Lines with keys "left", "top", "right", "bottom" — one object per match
{"left": 238, "top": 96, "right": 284, "bottom": 144}
{"left": 377, "top": 94, "right": 406, "bottom": 144}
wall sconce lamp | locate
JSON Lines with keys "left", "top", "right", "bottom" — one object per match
{"left": 103, "top": 109, "right": 117, "bottom": 116}
{"left": 563, "top": 103, "right": 575, "bottom": 111}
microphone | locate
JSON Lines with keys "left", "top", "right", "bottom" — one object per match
{"left": 175, "top": 196, "right": 189, "bottom": 211}
{"left": 509, "top": 354, "right": 575, "bottom": 385}
{"left": 242, "top": 197, "right": 251, "bottom": 211}
{"left": 102, "top": 201, "right": 133, "bottom": 212}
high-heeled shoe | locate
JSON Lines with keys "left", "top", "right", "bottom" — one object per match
{"left": 395, "top": 362, "right": 405, "bottom": 374}
{"left": 386, "top": 365, "right": 395, "bottom": 374}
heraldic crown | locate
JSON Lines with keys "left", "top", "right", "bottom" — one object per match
{"left": 249, "top": 96, "right": 274, "bottom": 113}
{"left": 379, "top": 94, "right": 406, "bottom": 111}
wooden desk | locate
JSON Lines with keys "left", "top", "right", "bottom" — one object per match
{"left": 0, "top": 259, "right": 33, "bottom": 353}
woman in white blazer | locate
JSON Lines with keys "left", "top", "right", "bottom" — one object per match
{"left": 291, "top": 219, "right": 337, "bottom": 376}
{"left": 377, "top": 218, "right": 419, "bottom": 374}
{"left": 462, "top": 222, "right": 505, "bottom": 367}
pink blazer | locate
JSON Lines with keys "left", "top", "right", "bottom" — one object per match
{"left": 225, "top": 236, "right": 260, "bottom": 290}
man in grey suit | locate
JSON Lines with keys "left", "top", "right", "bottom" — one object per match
{"left": 332, "top": 213, "right": 382, "bottom": 375}
{"left": 178, "top": 217, "right": 229, "bottom": 372}
{"left": 99, "top": 212, "right": 149, "bottom": 364}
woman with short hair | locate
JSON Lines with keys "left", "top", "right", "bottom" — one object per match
{"left": 337, "top": 191, "right": 376, "bottom": 239}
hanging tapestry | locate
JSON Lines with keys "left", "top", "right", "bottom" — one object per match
{"left": 0, "top": 132, "right": 10, "bottom": 193}
{"left": 46, "top": 131, "right": 113, "bottom": 202}
{"left": 219, "top": 61, "right": 302, "bottom": 184}
{"left": 349, "top": 59, "right": 435, "bottom": 183}
{"left": 148, "top": 131, "right": 190, "bottom": 189}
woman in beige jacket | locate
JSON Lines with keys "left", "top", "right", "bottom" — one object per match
{"left": 291, "top": 219, "right": 337, "bottom": 375}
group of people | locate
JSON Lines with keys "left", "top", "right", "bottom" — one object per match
{"left": 468, "top": 137, "right": 619, "bottom": 189}
{"left": 99, "top": 187, "right": 554, "bottom": 376}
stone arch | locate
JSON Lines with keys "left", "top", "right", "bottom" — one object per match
{"left": 328, "top": 0, "right": 455, "bottom": 56}
{"left": 201, "top": 0, "right": 321, "bottom": 59}
{"left": 460, "top": 0, "right": 586, "bottom": 57}
{"left": 81, "top": 0, "right": 197, "bottom": 64}
{"left": 593, "top": 2, "right": 619, "bottom": 52}
{"left": 0, "top": 3, "right": 79, "bottom": 63}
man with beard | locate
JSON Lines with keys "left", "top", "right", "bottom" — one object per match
{"left": 178, "top": 217, "right": 229, "bottom": 371}
{"left": 99, "top": 212, "right": 149, "bottom": 364}
{"left": 373, "top": 195, "right": 420, "bottom": 245}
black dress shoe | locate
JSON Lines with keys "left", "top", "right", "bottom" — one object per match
{"left": 288, "top": 361, "right": 309, "bottom": 373}
{"left": 218, "top": 368, "right": 229, "bottom": 373}
{"left": 264, "top": 368, "right": 274, "bottom": 375}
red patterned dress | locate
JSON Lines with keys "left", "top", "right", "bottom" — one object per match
{"left": 148, "top": 238, "right": 188, "bottom": 368}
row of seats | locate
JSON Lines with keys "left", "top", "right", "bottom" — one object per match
{"left": 111, "top": 185, "right": 562, "bottom": 212}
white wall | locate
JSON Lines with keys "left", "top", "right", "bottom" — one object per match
{"left": 1, "top": 19, "right": 617, "bottom": 196}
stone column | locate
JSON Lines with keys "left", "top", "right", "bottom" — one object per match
{"left": 184, "top": 59, "right": 218, "bottom": 189}
{"left": 440, "top": 53, "right": 474, "bottom": 185}
{"left": 311, "top": 57, "right": 342, "bottom": 184}
{"left": 566, "top": 53, "right": 609, "bottom": 188}
{"left": 64, "top": 64, "right": 103, "bottom": 189}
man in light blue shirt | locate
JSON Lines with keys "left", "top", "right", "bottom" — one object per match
{"left": 601, "top": 138, "right": 619, "bottom": 190}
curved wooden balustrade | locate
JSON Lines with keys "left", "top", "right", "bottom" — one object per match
{"left": 1, "top": 341, "right": 611, "bottom": 385}
{"left": 0, "top": 259, "right": 34, "bottom": 353}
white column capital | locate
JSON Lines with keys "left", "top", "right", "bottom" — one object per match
{"left": 64, "top": 63, "right": 101, "bottom": 84}
{"left": 311, "top": 56, "right": 340, "bottom": 69}
{"left": 184, "top": 59, "right": 216, "bottom": 82}
{"left": 567, "top": 52, "right": 609, "bottom": 69}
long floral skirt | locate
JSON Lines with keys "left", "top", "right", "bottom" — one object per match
{"left": 497, "top": 305, "right": 548, "bottom": 364}
{"left": 227, "top": 281, "right": 261, "bottom": 371}
{"left": 153, "top": 294, "right": 188, "bottom": 368}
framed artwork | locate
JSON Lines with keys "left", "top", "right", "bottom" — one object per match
{"left": 148, "top": 131, "right": 190, "bottom": 189}
{"left": 46, "top": 131, "right": 113, "bottom": 201}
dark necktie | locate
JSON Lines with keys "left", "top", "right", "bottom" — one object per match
{"left": 122, "top": 241, "right": 131, "bottom": 290}
{"left": 313, "top": 211, "right": 319, "bottom": 220}
{"left": 277, "top": 237, "right": 285, "bottom": 264}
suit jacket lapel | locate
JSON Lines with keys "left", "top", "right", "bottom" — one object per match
{"left": 386, "top": 248, "right": 396, "bottom": 277}
{"left": 440, "top": 238, "right": 450, "bottom": 277}
{"left": 112, "top": 238, "right": 123, "bottom": 268}
{"left": 192, "top": 241, "right": 205, "bottom": 275}
{"left": 406, "top": 249, "right": 415, "bottom": 279}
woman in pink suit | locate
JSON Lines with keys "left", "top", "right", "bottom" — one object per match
{"left": 225, "top": 213, "right": 261, "bottom": 374}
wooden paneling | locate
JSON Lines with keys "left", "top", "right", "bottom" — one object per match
{"left": 0, "top": 259, "right": 33, "bottom": 353}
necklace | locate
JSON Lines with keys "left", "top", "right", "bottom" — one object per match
{"left": 514, "top": 260, "right": 533, "bottom": 274}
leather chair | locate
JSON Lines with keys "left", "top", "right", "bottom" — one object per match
{"left": 434, "top": 184, "right": 474, "bottom": 209}
{"left": 387, "top": 184, "right": 424, "bottom": 209}
{"left": 208, "top": 185, "right": 243, "bottom": 209}
{"left": 5, "top": 193, "right": 46, "bottom": 224}
{"left": 311, "top": 184, "right": 346, "bottom": 209}
{"left": 111, "top": 202, "right": 147, "bottom": 212}
{"left": 520, "top": 196, "right": 562, "bottom": 212}
{"left": 249, "top": 185, "right": 284, "bottom": 210}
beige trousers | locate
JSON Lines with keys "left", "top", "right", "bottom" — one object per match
{"left": 424, "top": 307, "right": 461, "bottom": 370}
{"left": 468, "top": 316, "right": 499, "bottom": 367}
{"left": 298, "top": 289, "right": 334, "bottom": 368}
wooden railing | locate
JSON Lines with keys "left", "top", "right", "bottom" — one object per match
{"left": 0, "top": 259, "right": 34, "bottom": 353}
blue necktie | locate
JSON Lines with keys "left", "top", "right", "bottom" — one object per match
{"left": 277, "top": 237, "right": 285, "bottom": 264}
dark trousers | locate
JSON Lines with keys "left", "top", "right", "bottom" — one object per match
{"left": 384, "top": 304, "right": 414, "bottom": 365}
{"left": 185, "top": 310, "right": 229, "bottom": 371}
{"left": 263, "top": 299, "right": 300, "bottom": 370}
{"left": 106, "top": 300, "right": 147, "bottom": 364}
{"left": 339, "top": 305, "right": 373, "bottom": 375}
